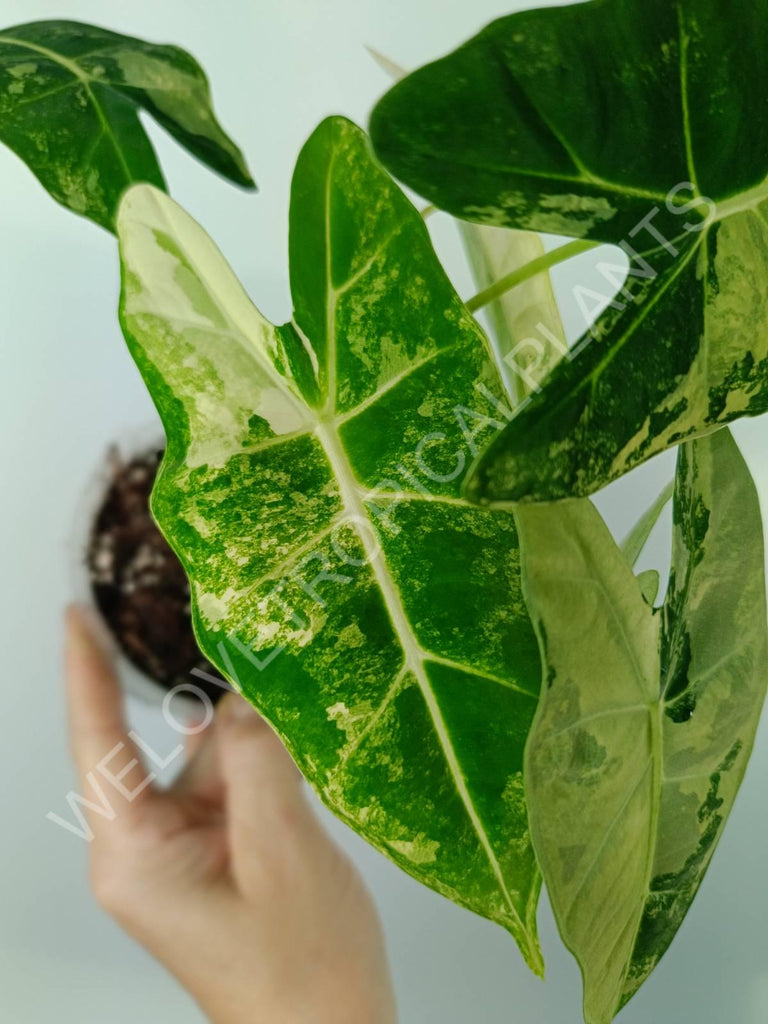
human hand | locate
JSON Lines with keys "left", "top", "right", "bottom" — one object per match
{"left": 64, "top": 605, "right": 397, "bottom": 1024}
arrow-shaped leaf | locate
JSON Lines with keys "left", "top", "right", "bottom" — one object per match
{"left": 0, "top": 20, "right": 254, "bottom": 229}
{"left": 370, "top": 0, "right": 768, "bottom": 501}
{"left": 517, "top": 426, "right": 768, "bottom": 1022}
{"left": 115, "top": 117, "right": 546, "bottom": 971}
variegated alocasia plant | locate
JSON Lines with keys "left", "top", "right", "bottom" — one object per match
{"left": 370, "top": 0, "right": 768, "bottom": 503}
{"left": 519, "top": 428, "right": 767, "bottom": 1024}
{"left": 48, "top": 15, "right": 762, "bottom": 1017}
{"left": 0, "top": 20, "right": 254, "bottom": 229}
{"left": 114, "top": 116, "right": 549, "bottom": 972}
{"left": 3, "top": 4, "right": 760, "bottom": 1020}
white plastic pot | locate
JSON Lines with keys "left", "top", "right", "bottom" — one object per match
{"left": 69, "top": 421, "right": 215, "bottom": 721}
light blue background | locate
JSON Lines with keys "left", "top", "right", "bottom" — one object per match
{"left": 1, "top": 1, "right": 766, "bottom": 1021}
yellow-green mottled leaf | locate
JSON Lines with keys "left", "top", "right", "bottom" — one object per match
{"left": 518, "top": 427, "right": 768, "bottom": 1023}
{"left": 371, "top": 0, "right": 768, "bottom": 501}
{"left": 0, "top": 20, "right": 254, "bottom": 229}
{"left": 116, "top": 117, "right": 546, "bottom": 971}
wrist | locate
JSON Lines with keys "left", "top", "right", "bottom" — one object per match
{"left": 187, "top": 970, "right": 396, "bottom": 1024}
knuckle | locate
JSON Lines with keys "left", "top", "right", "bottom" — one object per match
{"left": 235, "top": 802, "right": 315, "bottom": 895}
{"left": 224, "top": 715, "right": 269, "bottom": 748}
{"left": 271, "top": 797, "right": 308, "bottom": 840}
{"left": 89, "top": 858, "right": 130, "bottom": 917}
{"left": 222, "top": 725, "right": 277, "bottom": 774}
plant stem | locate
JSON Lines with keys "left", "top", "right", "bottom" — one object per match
{"left": 465, "top": 238, "right": 599, "bottom": 313}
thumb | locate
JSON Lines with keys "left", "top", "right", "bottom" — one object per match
{"left": 216, "top": 694, "right": 321, "bottom": 892}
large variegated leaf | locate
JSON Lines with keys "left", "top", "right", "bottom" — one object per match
{"left": 0, "top": 20, "right": 254, "bottom": 228}
{"left": 370, "top": 0, "right": 768, "bottom": 501}
{"left": 115, "top": 117, "right": 546, "bottom": 971}
{"left": 517, "top": 427, "right": 768, "bottom": 1023}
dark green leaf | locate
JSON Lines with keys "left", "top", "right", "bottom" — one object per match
{"left": 0, "top": 20, "right": 254, "bottom": 228}
{"left": 370, "top": 0, "right": 768, "bottom": 500}
{"left": 115, "top": 117, "right": 546, "bottom": 971}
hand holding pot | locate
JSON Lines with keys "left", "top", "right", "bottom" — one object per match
{"left": 64, "top": 606, "right": 397, "bottom": 1024}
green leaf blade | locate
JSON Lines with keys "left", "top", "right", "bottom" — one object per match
{"left": 627, "top": 427, "right": 768, "bottom": 998}
{"left": 519, "top": 427, "right": 768, "bottom": 1022}
{"left": 371, "top": 0, "right": 768, "bottom": 501}
{"left": 0, "top": 20, "right": 254, "bottom": 229}
{"left": 370, "top": 1, "right": 696, "bottom": 243}
{"left": 519, "top": 497, "right": 661, "bottom": 1023}
{"left": 116, "top": 119, "right": 547, "bottom": 972}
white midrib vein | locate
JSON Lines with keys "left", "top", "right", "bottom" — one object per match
{"left": 677, "top": 7, "right": 700, "bottom": 196}
{"left": 323, "top": 148, "right": 339, "bottom": 416}
{"left": 315, "top": 418, "right": 527, "bottom": 936}
{"left": 317, "top": 177, "right": 527, "bottom": 931}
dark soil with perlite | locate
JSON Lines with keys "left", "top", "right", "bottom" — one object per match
{"left": 87, "top": 446, "right": 224, "bottom": 704}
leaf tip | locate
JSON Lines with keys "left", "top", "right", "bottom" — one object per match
{"left": 529, "top": 944, "right": 546, "bottom": 980}
{"left": 365, "top": 45, "right": 407, "bottom": 81}
{"left": 235, "top": 160, "right": 258, "bottom": 192}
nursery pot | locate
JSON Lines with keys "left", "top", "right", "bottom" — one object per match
{"left": 72, "top": 423, "right": 227, "bottom": 716}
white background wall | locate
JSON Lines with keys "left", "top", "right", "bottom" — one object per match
{"left": 1, "top": 1, "right": 766, "bottom": 1021}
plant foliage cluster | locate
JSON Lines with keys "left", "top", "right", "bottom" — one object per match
{"left": 3, "top": 5, "right": 766, "bottom": 1022}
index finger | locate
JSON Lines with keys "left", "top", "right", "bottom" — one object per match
{"left": 64, "top": 605, "right": 157, "bottom": 827}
